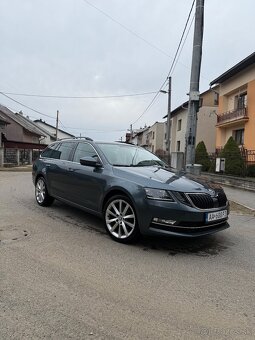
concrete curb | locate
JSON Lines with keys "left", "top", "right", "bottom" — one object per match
{"left": 0, "top": 166, "right": 32, "bottom": 172}
{"left": 200, "top": 172, "right": 255, "bottom": 192}
{"left": 230, "top": 200, "right": 255, "bottom": 214}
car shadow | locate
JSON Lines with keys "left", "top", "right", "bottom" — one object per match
{"left": 51, "top": 201, "right": 232, "bottom": 257}
{"left": 138, "top": 234, "right": 232, "bottom": 257}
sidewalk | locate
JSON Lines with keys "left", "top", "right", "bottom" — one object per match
{"left": 222, "top": 186, "right": 255, "bottom": 211}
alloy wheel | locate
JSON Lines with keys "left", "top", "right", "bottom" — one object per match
{"left": 105, "top": 199, "right": 136, "bottom": 239}
{"left": 35, "top": 178, "right": 46, "bottom": 204}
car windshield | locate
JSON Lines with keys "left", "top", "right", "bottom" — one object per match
{"left": 97, "top": 143, "right": 165, "bottom": 167}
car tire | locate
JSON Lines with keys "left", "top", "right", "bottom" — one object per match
{"left": 35, "top": 177, "right": 54, "bottom": 207}
{"left": 104, "top": 195, "right": 140, "bottom": 244}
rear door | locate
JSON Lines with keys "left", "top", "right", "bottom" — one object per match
{"left": 45, "top": 141, "right": 76, "bottom": 198}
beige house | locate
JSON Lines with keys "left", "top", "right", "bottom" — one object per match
{"left": 145, "top": 122, "right": 165, "bottom": 154}
{"left": 210, "top": 52, "right": 255, "bottom": 151}
{"left": 165, "top": 89, "right": 218, "bottom": 154}
{"left": 126, "top": 122, "right": 165, "bottom": 155}
{"left": 127, "top": 126, "right": 149, "bottom": 146}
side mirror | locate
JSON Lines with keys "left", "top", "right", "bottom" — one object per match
{"left": 80, "top": 156, "right": 102, "bottom": 168}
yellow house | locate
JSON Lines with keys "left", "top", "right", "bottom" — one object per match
{"left": 210, "top": 52, "right": 255, "bottom": 151}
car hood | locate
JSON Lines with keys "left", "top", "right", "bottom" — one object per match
{"left": 112, "top": 166, "right": 221, "bottom": 193}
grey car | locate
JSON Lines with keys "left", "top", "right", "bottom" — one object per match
{"left": 32, "top": 138, "right": 230, "bottom": 243}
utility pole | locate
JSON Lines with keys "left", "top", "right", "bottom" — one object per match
{"left": 160, "top": 77, "right": 171, "bottom": 165}
{"left": 56, "top": 110, "right": 59, "bottom": 140}
{"left": 166, "top": 77, "right": 171, "bottom": 165}
{"left": 185, "top": 0, "right": 204, "bottom": 167}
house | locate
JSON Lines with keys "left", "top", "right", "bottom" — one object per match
{"left": 0, "top": 113, "right": 10, "bottom": 166}
{"left": 0, "top": 105, "right": 48, "bottom": 165}
{"left": 0, "top": 113, "right": 10, "bottom": 148}
{"left": 145, "top": 122, "right": 165, "bottom": 154}
{"left": 210, "top": 52, "right": 255, "bottom": 152}
{"left": 0, "top": 105, "right": 46, "bottom": 144}
{"left": 126, "top": 126, "right": 149, "bottom": 146}
{"left": 34, "top": 119, "right": 74, "bottom": 142}
{"left": 164, "top": 89, "right": 218, "bottom": 154}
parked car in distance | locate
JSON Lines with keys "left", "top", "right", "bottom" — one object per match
{"left": 32, "top": 138, "right": 230, "bottom": 243}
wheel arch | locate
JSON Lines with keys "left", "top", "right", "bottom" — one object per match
{"left": 35, "top": 173, "right": 45, "bottom": 184}
{"left": 102, "top": 188, "right": 134, "bottom": 213}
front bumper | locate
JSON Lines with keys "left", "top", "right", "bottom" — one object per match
{"left": 138, "top": 198, "right": 230, "bottom": 237}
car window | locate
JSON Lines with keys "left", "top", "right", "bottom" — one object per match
{"left": 97, "top": 143, "right": 164, "bottom": 167}
{"left": 40, "top": 143, "right": 60, "bottom": 158}
{"left": 56, "top": 142, "right": 74, "bottom": 160}
{"left": 73, "top": 142, "right": 98, "bottom": 163}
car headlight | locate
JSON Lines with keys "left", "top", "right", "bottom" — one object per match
{"left": 145, "top": 188, "right": 175, "bottom": 201}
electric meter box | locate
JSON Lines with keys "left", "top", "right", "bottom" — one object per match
{"left": 215, "top": 158, "right": 225, "bottom": 172}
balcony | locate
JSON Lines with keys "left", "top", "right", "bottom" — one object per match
{"left": 217, "top": 107, "right": 249, "bottom": 126}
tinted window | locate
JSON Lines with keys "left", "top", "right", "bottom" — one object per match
{"left": 41, "top": 143, "right": 60, "bottom": 158}
{"left": 56, "top": 142, "right": 74, "bottom": 160}
{"left": 73, "top": 142, "right": 98, "bottom": 163}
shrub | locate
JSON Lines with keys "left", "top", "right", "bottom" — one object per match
{"left": 246, "top": 164, "right": 255, "bottom": 177}
{"left": 220, "top": 137, "right": 245, "bottom": 176}
{"left": 195, "top": 141, "right": 211, "bottom": 171}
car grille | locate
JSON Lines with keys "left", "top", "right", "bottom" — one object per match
{"left": 188, "top": 193, "right": 214, "bottom": 209}
{"left": 187, "top": 189, "right": 227, "bottom": 210}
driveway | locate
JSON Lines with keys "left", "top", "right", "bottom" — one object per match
{"left": 0, "top": 172, "right": 254, "bottom": 339}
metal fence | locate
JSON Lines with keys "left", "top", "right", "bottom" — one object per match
{"left": 208, "top": 148, "right": 255, "bottom": 176}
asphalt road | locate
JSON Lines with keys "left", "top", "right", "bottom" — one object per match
{"left": 0, "top": 172, "right": 255, "bottom": 340}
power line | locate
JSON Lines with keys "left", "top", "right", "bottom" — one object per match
{"left": 59, "top": 119, "right": 126, "bottom": 132}
{"left": 0, "top": 90, "right": 157, "bottom": 99}
{"left": 0, "top": 92, "right": 55, "bottom": 119}
{"left": 170, "top": 14, "right": 195, "bottom": 76}
{"left": 81, "top": 0, "right": 171, "bottom": 58}
{"left": 131, "top": 0, "right": 195, "bottom": 126}
{"left": 166, "top": 0, "right": 195, "bottom": 78}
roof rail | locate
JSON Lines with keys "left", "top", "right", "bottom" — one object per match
{"left": 58, "top": 136, "right": 93, "bottom": 141}
{"left": 115, "top": 141, "right": 135, "bottom": 145}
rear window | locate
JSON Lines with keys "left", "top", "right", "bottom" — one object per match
{"left": 41, "top": 142, "right": 74, "bottom": 160}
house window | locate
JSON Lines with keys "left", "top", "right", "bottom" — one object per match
{"left": 235, "top": 92, "right": 247, "bottom": 110}
{"left": 177, "top": 141, "right": 181, "bottom": 151}
{"left": 199, "top": 97, "right": 203, "bottom": 108}
{"left": 214, "top": 92, "right": 219, "bottom": 105}
{"left": 152, "top": 145, "right": 154, "bottom": 153}
{"left": 177, "top": 119, "right": 182, "bottom": 131}
{"left": 152, "top": 132, "right": 155, "bottom": 139}
{"left": 233, "top": 129, "right": 244, "bottom": 145}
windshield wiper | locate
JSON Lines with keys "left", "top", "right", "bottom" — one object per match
{"left": 112, "top": 164, "right": 131, "bottom": 167}
{"left": 133, "top": 160, "right": 164, "bottom": 167}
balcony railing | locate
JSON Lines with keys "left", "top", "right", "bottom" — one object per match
{"left": 217, "top": 107, "right": 248, "bottom": 124}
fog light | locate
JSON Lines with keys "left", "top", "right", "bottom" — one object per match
{"left": 153, "top": 218, "right": 176, "bottom": 225}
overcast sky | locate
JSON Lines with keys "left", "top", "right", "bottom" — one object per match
{"left": 0, "top": 0, "right": 254, "bottom": 141}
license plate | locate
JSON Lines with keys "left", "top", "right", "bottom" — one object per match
{"left": 206, "top": 210, "right": 228, "bottom": 222}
